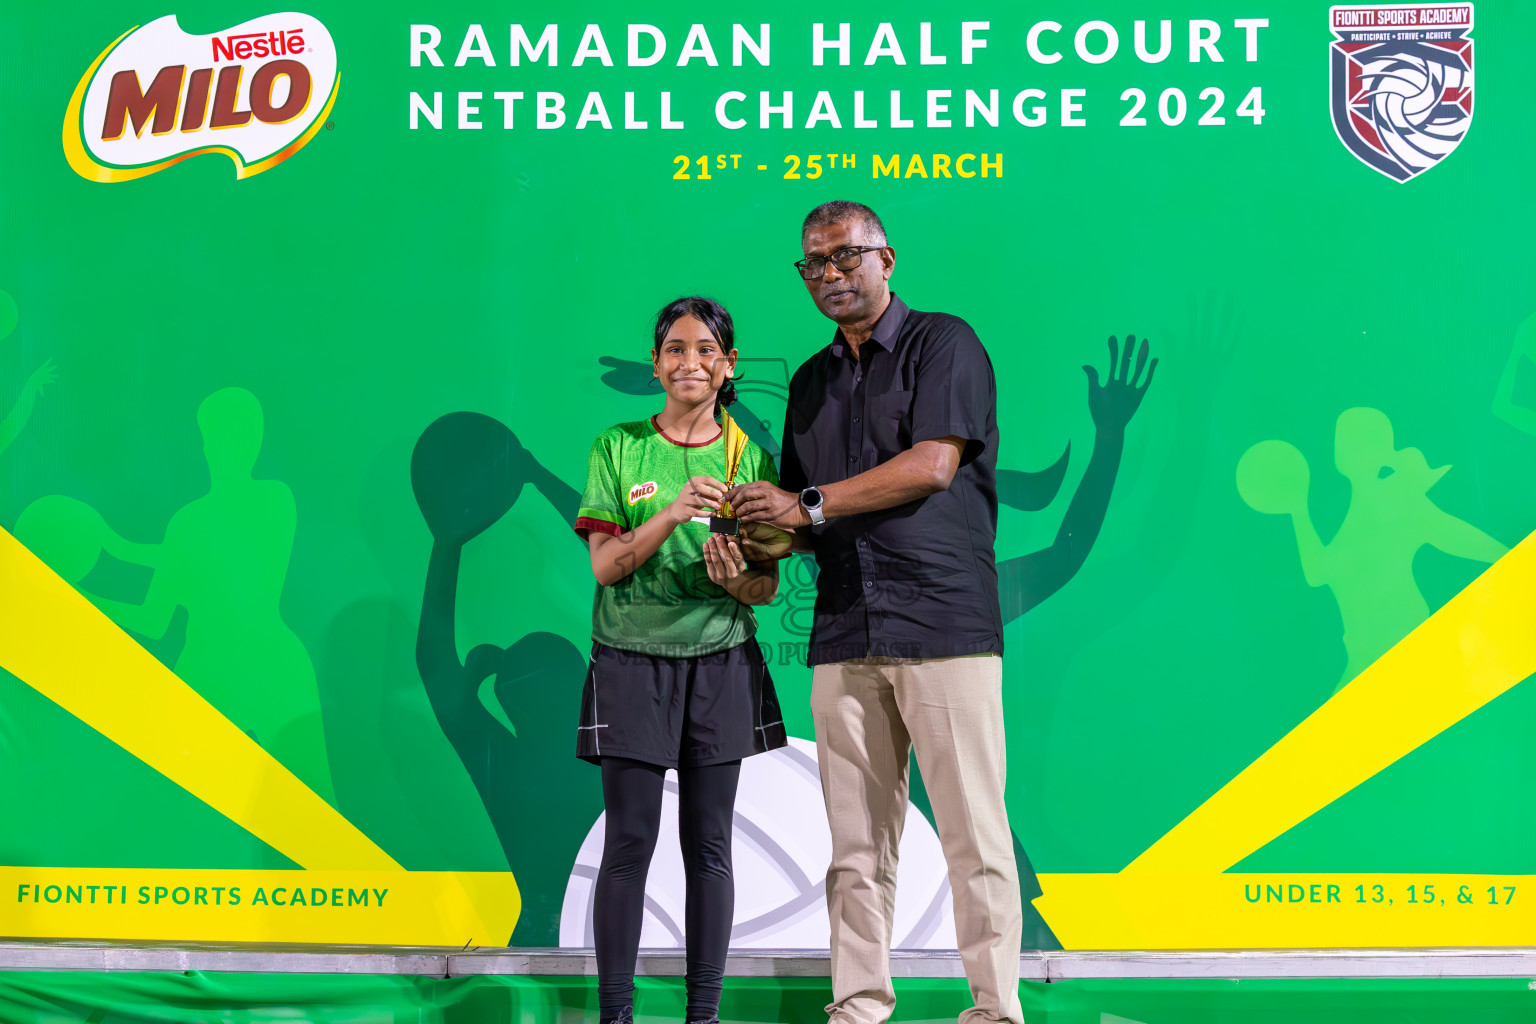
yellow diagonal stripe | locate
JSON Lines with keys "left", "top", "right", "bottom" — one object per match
{"left": 1125, "top": 528, "right": 1536, "bottom": 873}
{"left": 0, "top": 527, "right": 401, "bottom": 870}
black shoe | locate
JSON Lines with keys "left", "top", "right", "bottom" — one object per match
{"left": 601, "top": 1008, "right": 634, "bottom": 1024}
{"left": 685, "top": 1018, "right": 720, "bottom": 1024}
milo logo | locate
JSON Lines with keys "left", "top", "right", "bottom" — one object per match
{"left": 628, "top": 482, "right": 658, "bottom": 505}
{"left": 64, "top": 13, "right": 339, "bottom": 182}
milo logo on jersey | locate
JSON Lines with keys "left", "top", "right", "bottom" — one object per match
{"left": 1329, "top": 4, "right": 1473, "bottom": 182}
{"left": 628, "top": 482, "right": 658, "bottom": 505}
{"left": 64, "top": 12, "right": 339, "bottom": 182}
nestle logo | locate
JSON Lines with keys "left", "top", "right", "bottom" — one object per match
{"left": 66, "top": 13, "right": 338, "bottom": 182}
{"left": 212, "top": 28, "right": 305, "bottom": 62}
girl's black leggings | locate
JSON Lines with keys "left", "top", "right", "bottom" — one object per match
{"left": 595, "top": 756, "right": 742, "bottom": 1024}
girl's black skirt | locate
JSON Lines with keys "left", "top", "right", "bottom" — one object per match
{"left": 576, "top": 637, "right": 787, "bottom": 768}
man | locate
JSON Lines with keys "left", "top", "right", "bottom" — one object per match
{"left": 728, "top": 201, "right": 1022, "bottom": 1024}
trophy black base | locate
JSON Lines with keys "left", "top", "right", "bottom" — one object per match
{"left": 708, "top": 516, "right": 739, "bottom": 535}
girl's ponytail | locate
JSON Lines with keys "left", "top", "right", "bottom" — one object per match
{"left": 714, "top": 377, "right": 738, "bottom": 417}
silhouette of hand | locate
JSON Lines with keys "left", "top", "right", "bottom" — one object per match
{"left": 25, "top": 359, "right": 57, "bottom": 396}
{"left": 1185, "top": 291, "right": 1240, "bottom": 380}
{"left": 598, "top": 356, "right": 658, "bottom": 395}
{"left": 1084, "top": 335, "right": 1157, "bottom": 432}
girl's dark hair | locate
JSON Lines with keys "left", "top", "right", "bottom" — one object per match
{"left": 652, "top": 295, "right": 737, "bottom": 415}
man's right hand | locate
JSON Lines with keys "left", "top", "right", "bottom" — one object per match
{"left": 726, "top": 481, "right": 811, "bottom": 529}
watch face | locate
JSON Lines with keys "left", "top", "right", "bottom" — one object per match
{"left": 802, "top": 487, "right": 822, "bottom": 507}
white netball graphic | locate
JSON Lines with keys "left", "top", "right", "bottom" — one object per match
{"left": 1354, "top": 49, "right": 1471, "bottom": 170}
{"left": 559, "top": 737, "right": 957, "bottom": 949}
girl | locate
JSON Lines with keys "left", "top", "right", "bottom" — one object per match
{"left": 573, "top": 296, "right": 788, "bottom": 1024}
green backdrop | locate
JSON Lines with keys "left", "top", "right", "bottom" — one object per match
{"left": 1, "top": 0, "right": 1533, "bottom": 949}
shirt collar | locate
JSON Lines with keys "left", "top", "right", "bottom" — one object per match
{"left": 830, "top": 293, "right": 909, "bottom": 360}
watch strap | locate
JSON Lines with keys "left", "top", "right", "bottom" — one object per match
{"left": 801, "top": 486, "right": 826, "bottom": 525}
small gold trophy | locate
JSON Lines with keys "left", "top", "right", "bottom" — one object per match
{"left": 708, "top": 409, "right": 795, "bottom": 559}
{"left": 709, "top": 407, "right": 751, "bottom": 535}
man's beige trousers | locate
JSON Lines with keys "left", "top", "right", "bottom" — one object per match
{"left": 811, "top": 653, "right": 1024, "bottom": 1024}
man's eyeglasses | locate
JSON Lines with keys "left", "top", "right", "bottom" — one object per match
{"left": 793, "top": 245, "right": 887, "bottom": 280}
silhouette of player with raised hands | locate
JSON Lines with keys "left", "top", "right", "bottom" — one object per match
{"left": 411, "top": 410, "right": 600, "bottom": 944}
{"left": 998, "top": 334, "right": 1159, "bottom": 622}
{"left": 14, "top": 387, "right": 334, "bottom": 804}
{"left": 0, "top": 290, "right": 56, "bottom": 458}
{"left": 1238, "top": 407, "right": 1507, "bottom": 692}
{"left": 0, "top": 361, "right": 55, "bottom": 456}
{"left": 1494, "top": 311, "right": 1536, "bottom": 436}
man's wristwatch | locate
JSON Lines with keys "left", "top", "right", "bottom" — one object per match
{"left": 800, "top": 486, "right": 826, "bottom": 526}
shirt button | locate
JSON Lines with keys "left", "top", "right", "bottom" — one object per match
{"left": 849, "top": 455, "right": 857, "bottom": 462}
{"left": 864, "top": 581, "right": 874, "bottom": 588}
{"left": 858, "top": 539, "right": 868, "bottom": 547}
{"left": 853, "top": 416, "right": 860, "bottom": 423}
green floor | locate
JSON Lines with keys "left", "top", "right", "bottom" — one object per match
{"left": 0, "top": 973, "right": 1534, "bottom": 1023}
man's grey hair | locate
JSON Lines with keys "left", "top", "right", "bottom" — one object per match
{"left": 802, "top": 200, "right": 888, "bottom": 247}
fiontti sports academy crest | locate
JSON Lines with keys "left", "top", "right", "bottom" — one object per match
{"left": 1329, "top": 4, "right": 1473, "bottom": 182}
{"left": 63, "top": 13, "right": 338, "bottom": 182}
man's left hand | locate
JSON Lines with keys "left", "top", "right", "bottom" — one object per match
{"left": 726, "top": 482, "right": 810, "bottom": 528}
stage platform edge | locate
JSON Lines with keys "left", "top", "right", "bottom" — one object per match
{"left": 2, "top": 943, "right": 1536, "bottom": 981}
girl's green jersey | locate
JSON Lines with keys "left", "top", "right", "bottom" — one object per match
{"left": 574, "top": 416, "right": 779, "bottom": 657}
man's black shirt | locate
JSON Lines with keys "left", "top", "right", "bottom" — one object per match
{"left": 779, "top": 294, "right": 1003, "bottom": 665}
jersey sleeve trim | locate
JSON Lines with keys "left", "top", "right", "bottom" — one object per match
{"left": 575, "top": 512, "right": 625, "bottom": 539}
